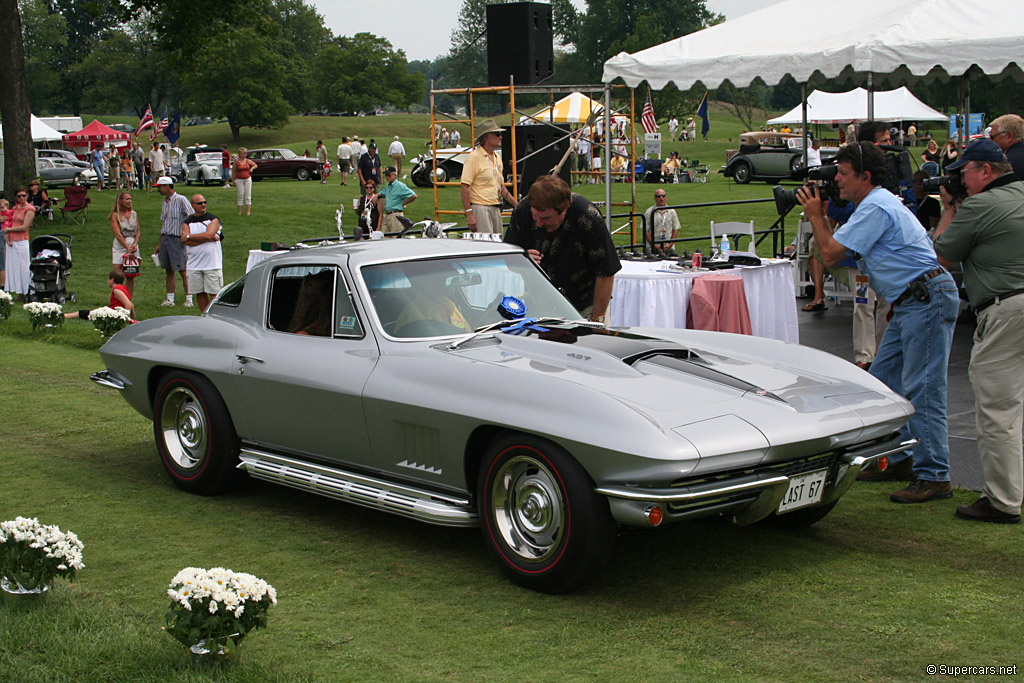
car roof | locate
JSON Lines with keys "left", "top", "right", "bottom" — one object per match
{"left": 251, "top": 238, "right": 524, "bottom": 273}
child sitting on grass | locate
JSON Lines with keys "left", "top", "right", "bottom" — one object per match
{"left": 65, "top": 271, "right": 135, "bottom": 320}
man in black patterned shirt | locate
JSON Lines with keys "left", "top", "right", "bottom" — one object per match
{"left": 504, "top": 175, "right": 621, "bottom": 323}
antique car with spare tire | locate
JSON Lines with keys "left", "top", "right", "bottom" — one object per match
{"left": 92, "top": 239, "right": 915, "bottom": 593}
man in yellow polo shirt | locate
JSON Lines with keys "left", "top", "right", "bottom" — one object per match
{"left": 461, "top": 118, "right": 517, "bottom": 234}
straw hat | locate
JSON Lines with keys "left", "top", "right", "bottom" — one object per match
{"left": 475, "top": 118, "right": 503, "bottom": 141}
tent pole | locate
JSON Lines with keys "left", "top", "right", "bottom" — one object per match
{"left": 867, "top": 73, "right": 874, "bottom": 120}
{"left": 964, "top": 77, "right": 971, "bottom": 146}
{"left": 957, "top": 79, "right": 965, "bottom": 148}
{"left": 604, "top": 83, "right": 612, "bottom": 232}
{"left": 801, "top": 82, "right": 808, "bottom": 168}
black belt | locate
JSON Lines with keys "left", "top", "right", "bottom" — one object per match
{"left": 892, "top": 267, "right": 947, "bottom": 307}
{"left": 385, "top": 210, "right": 403, "bottom": 215}
{"left": 975, "top": 288, "right": 1024, "bottom": 314}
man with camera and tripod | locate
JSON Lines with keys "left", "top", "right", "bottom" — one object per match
{"left": 797, "top": 141, "right": 959, "bottom": 504}
{"left": 932, "top": 139, "right": 1024, "bottom": 524}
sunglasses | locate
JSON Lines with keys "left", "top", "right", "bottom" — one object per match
{"left": 654, "top": 194, "right": 666, "bottom": 198}
{"left": 16, "top": 193, "right": 27, "bottom": 197}
{"left": 194, "top": 201, "right": 207, "bottom": 205}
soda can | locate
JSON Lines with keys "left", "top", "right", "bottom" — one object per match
{"left": 692, "top": 252, "right": 701, "bottom": 269}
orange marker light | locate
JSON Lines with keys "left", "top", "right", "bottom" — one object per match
{"left": 645, "top": 505, "right": 664, "bottom": 527}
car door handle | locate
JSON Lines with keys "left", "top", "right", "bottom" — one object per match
{"left": 235, "top": 354, "right": 264, "bottom": 364}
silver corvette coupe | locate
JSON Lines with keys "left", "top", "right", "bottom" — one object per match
{"left": 93, "top": 240, "right": 915, "bottom": 593}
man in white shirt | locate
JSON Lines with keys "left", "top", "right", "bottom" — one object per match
{"left": 149, "top": 143, "right": 165, "bottom": 188}
{"left": 450, "top": 128, "right": 461, "bottom": 147}
{"left": 181, "top": 194, "right": 223, "bottom": 312}
{"left": 337, "top": 137, "right": 353, "bottom": 186}
{"left": 668, "top": 116, "right": 679, "bottom": 141}
{"left": 388, "top": 136, "right": 406, "bottom": 176}
{"left": 805, "top": 139, "right": 822, "bottom": 168}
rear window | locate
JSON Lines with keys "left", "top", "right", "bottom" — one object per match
{"left": 212, "top": 275, "right": 246, "bottom": 307}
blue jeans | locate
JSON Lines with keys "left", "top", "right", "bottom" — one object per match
{"left": 869, "top": 273, "right": 958, "bottom": 481}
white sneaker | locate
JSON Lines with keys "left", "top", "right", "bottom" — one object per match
{"left": 184, "top": 297, "right": 194, "bottom": 308}
{"left": 159, "top": 299, "right": 174, "bottom": 307}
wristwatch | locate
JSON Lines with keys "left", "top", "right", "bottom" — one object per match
{"left": 591, "top": 314, "right": 606, "bottom": 323}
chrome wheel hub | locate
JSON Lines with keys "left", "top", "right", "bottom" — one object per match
{"left": 159, "top": 386, "right": 208, "bottom": 469}
{"left": 491, "top": 455, "right": 564, "bottom": 563}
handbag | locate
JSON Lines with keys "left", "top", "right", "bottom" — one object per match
{"left": 122, "top": 253, "right": 140, "bottom": 277}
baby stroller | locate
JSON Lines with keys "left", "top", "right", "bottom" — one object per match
{"left": 26, "top": 233, "right": 76, "bottom": 304}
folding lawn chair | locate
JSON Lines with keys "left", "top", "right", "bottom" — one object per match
{"left": 59, "top": 185, "right": 90, "bottom": 225}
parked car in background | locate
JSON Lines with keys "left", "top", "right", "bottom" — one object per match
{"left": 246, "top": 148, "right": 320, "bottom": 181}
{"left": 185, "top": 146, "right": 224, "bottom": 185}
{"left": 721, "top": 131, "right": 836, "bottom": 184}
{"left": 36, "top": 157, "right": 97, "bottom": 187}
{"left": 92, "top": 239, "right": 915, "bottom": 594}
{"left": 410, "top": 146, "right": 475, "bottom": 187}
{"left": 36, "top": 149, "right": 87, "bottom": 166}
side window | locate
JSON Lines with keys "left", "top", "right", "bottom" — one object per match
{"left": 212, "top": 275, "right": 246, "bottom": 307}
{"left": 266, "top": 265, "right": 363, "bottom": 338}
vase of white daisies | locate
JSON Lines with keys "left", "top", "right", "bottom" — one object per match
{"left": 89, "top": 306, "right": 133, "bottom": 338}
{"left": 0, "top": 290, "right": 12, "bottom": 321}
{"left": 23, "top": 301, "right": 63, "bottom": 331}
{"left": 0, "top": 516, "right": 85, "bottom": 607}
{"left": 164, "top": 566, "right": 277, "bottom": 667}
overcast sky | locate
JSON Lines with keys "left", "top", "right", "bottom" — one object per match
{"left": 309, "top": 0, "right": 784, "bottom": 62}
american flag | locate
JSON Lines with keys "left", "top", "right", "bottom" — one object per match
{"left": 135, "top": 106, "right": 154, "bottom": 138}
{"left": 641, "top": 89, "right": 658, "bottom": 135}
{"left": 151, "top": 108, "right": 169, "bottom": 141}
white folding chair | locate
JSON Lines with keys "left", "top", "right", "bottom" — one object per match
{"left": 710, "top": 220, "right": 756, "bottom": 256}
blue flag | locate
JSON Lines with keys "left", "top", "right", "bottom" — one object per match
{"left": 165, "top": 109, "right": 182, "bottom": 144}
{"left": 696, "top": 92, "right": 710, "bottom": 139}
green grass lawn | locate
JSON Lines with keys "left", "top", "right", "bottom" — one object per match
{"left": 5, "top": 109, "right": 1018, "bottom": 681}
{"left": 1, "top": 336, "right": 1022, "bottom": 681}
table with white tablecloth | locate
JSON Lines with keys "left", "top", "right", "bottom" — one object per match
{"left": 608, "top": 259, "right": 799, "bottom": 343}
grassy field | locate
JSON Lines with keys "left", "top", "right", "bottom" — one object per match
{"left": 1, "top": 336, "right": 1022, "bottom": 681}
{"left": 6, "top": 108, "right": 1019, "bottom": 681}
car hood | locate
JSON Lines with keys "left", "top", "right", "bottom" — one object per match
{"left": 442, "top": 324, "right": 910, "bottom": 449}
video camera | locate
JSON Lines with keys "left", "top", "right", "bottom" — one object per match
{"left": 773, "top": 144, "right": 917, "bottom": 216}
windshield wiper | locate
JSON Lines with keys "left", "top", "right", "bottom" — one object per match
{"left": 448, "top": 317, "right": 601, "bottom": 350}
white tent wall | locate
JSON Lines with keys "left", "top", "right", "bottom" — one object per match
{"left": 768, "top": 87, "right": 948, "bottom": 125}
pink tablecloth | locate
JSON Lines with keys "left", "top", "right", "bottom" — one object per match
{"left": 686, "top": 273, "right": 753, "bottom": 334}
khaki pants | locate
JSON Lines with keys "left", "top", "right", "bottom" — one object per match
{"left": 969, "top": 294, "right": 1024, "bottom": 514}
{"left": 381, "top": 212, "right": 405, "bottom": 234}
{"left": 471, "top": 204, "right": 503, "bottom": 234}
{"left": 390, "top": 154, "right": 403, "bottom": 176}
{"left": 849, "top": 269, "right": 889, "bottom": 364}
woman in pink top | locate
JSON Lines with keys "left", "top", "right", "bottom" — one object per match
{"left": 3, "top": 186, "right": 35, "bottom": 297}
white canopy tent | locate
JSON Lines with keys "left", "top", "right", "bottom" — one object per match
{"left": 602, "top": 0, "right": 1024, "bottom": 91}
{"left": 767, "top": 87, "right": 947, "bottom": 125}
{"left": 0, "top": 115, "right": 64, "bottom": 143}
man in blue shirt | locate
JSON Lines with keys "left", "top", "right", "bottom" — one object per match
{"left": 797, "top": 142, "right": 958, "bottom": 504}
{"left": 377, "top": 166, "right": 416, "bottom": 234}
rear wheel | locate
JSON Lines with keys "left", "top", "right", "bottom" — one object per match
{"left": 153, "top": 370, "right": 240, "bottom": 496}
{"left": 295, "top": 167, "right": 311, "bottom": 181}
{"left": 478, "top": 433, "right": 616, "bottom": 593}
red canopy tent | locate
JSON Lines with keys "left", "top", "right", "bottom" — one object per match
{"left": 62, "top": 120, "right": 131, "bottom": 150}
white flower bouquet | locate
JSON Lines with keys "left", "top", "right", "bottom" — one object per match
{"left": 165, "top": 567, "right": 278, "bottom": 658}
{"left": 0, "top": 289, "right": 12, "bottom": 320}
{"left": 0, "top": 516, "right": 85, "bottom": 592}
{"left": 23, "top": 301, "right": 63, "bottom": 331}
{"left": 89, "top": 306, "right": 133, "bottom": 338}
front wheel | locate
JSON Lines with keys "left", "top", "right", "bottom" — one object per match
{"left": 478, "top": 433, "right": 616, "bottom": 593}
{"left": 733, "top": 161, "right": 752, "bottom": 184}
{"left": 153, "top": 370, "right": 240, "bottom": 496}
{"left": 295, "top": 167, "right": 311, "bottom": 181}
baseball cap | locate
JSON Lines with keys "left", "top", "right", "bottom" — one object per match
{"left": 384, "top": 166, "right": 396, "bottom": 175}
{"left": 946, "top": 139, "right": 1006, "bottom": 171}
{"left": 155, "top": 176, "right": 174, "bottom": 186}
{"left": 368, "top": 142, "right": 377, "bottom": 149}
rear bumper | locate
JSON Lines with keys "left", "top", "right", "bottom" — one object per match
{"left": 90, "top": 369, "right": 126, "bottom": 390}
{"left": 597, "top": 435, "right": 917, "bottom": 527}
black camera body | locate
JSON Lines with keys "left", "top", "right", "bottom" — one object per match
{"left": 876, "top": 144, "right": 915, "bottom": 196}
{"left": 921, "top": 173, "right": 965, "bottom": 197}
{"left": 773, "top": 163, "right": 844, "bottom": 216}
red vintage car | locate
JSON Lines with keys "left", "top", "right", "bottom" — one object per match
{"left": 247, "top": 148, "right": 321, "bottom": 181}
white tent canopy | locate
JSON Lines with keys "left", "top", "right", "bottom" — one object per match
{"left": 602, "top": 0, "right": 1024, "bottom": 90}
{"left": 767, "top": 87, "right": 947, "bottom": 125}
{"left": 0, "top": 115, "right": 64, "bottom": 143}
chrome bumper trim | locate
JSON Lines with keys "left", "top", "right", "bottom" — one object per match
{"left": 596, "top": 474, "right": 790, "bottom": 503}
{"left": 90, "top": 370, "right": 127, "bottom": 390}
{"left": 238, "top": 449, "right": 478, "bottom": 528}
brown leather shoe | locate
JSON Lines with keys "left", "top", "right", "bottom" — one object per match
{"left": 889, "top": 479, "right": 953, "bottom": 504}
{"left": 857, "top": 457, "right": 916, "bottom": 482}
{"left": 955, "top": 497, "right": 1021, "bottom": 524}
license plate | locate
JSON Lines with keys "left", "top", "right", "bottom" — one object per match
{"left": 778, "top": 468, "right": 828, "bottom": 513}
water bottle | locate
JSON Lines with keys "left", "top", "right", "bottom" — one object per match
{"left": 720, "top": 234, "right": 731, "bottom": 261}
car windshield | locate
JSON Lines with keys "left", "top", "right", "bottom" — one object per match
{"left": 278, "top": 149, "right": 298, "bottom": 159}
{"left": 362, "top": 253, "right": 581, "bottom": 339}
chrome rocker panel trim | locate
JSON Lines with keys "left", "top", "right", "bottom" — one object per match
{"left": 596, "top": 437, "right": 919, "bottom": 527}
{"left": 237, "top": 449, "right": 479, "bottom": 527}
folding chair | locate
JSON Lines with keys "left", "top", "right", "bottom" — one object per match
{"left": 710, "top": 220, "right": 757, "bottom": 256}
{"left": 59, "top": 185, "right": 90, "bottom": 225}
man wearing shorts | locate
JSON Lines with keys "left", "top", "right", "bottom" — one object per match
{"left": 220, "top": 144, "right": 231, "bottom": 188}
{"left": 337, "top": 137, "right": 353, "bottom": 186}
{"left": 149, "top": 143, "right": 165, "bottom": 186}
{"left": 182, "top": 194, "right": 223, "bottom": 312}
{"left": 152, "top": 177, "right": 193, "bottom": 307}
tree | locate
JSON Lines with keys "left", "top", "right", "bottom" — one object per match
{"left": 715, "top": 80, "right": 770, "bottom": 132}
{"left": 311, "top": 33, "right": 423, "bottom": 114}
{"left": 1, "top": 0, "right": 36, "bottom": 194}
{"left": 264, "top": 0, "right": 333, "bottom": 113}
{"left": 181, "top": 27, "right": 291, "bottom": 141}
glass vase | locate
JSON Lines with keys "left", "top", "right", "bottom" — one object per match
{"left": 1, "top": 576, "right": 50, "bottom": 608}
{"left": 188, "top": 633, "right": 243, "bottom": 669}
